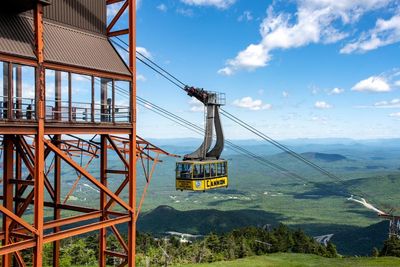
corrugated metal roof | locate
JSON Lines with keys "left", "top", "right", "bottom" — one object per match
{"left": 0, "top": 15, "right": 35, "bottom": 59}
{"left": 23, "top": 0, "right": 107, "bottom": 35}
{"left": 44, "top": 20, "right": 130, "bottom": 76}
{"left": 0, "top": 15, "right": 131, "bottom": 77}
{"left": 43, "top": 0, "right": 106, "bottom": 35}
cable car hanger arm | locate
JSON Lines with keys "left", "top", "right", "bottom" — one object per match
{"left": 183, "top": 86, "right": 225, "bottom": 161}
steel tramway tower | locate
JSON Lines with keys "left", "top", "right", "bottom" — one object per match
{"left": 0, "top": 1, "right": 177, "bottom": 266}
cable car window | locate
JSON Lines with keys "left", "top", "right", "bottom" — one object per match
{"left": 177, "top": 163, "right": 192, "bottom": 179}
{"left": 204, "top": 164, "right": 210, "bottom": 178}
{"left": 217, "top": 162, "right": 222, "bottom": 176}
{"left": 221, "top": 162, "right": 227, "bottom": 176}
{"left": 193, "top": 164, "right": 200, "bottom": 178}
{"left": 200, "top": 164, "right": 204, "bottom": 178}
{"left": 210, "top": 164, "right": 216, "bottom": 177}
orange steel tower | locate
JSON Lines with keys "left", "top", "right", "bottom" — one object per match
{"left": 0, "top": 1, "right": 167, "bottom": 266}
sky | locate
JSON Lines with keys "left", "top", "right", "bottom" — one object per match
{"left": 109, "top": 0, "right": 400, "bottom": 140}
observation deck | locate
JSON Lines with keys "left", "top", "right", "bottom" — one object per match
{"left": 0, "top": 0, "right": 133, "bottom": 135}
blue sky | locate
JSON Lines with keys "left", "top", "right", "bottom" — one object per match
{"left": 109, "top": 0, "right": 400, "bottom": 140}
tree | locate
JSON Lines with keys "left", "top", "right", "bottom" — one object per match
{"left": 273, "top": 224, "right": 294, "bottom": 252}
{"left": 380, "top": 236, "right": 400, "bottom": 257}
{"left": 372, "top": 247, "right": 379, "bottom": 257}
{"left": 43, "top": 243, "right": 53, "bottom": 266}
{"left": 237, "top": 237, "right": 252, "bottom": 258}
{"left": 107, "top": 235, "right": 125, "bottom": 266}
{"left": 64, "top": 239, "right": 97, "bottom": 265}
{"left": 292, "top": 229, "right": 312, "bottom": 254}
{"left": 224, "top": 235, "right": 237, "bottom": 260}
{"left": 326, "top": 242, "right": 338, "bottom": 258}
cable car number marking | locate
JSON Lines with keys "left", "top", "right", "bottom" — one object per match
{"left": 205, "top": 177, "right": 227, "bottom": 189}
{"left": 176, "top": 177, "right": 228, "bottom": 191}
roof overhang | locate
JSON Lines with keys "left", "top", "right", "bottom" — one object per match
{"left": 0, "top": 14, "right": 132, "bottom": 79}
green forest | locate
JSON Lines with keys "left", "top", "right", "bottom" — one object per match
{"left": 10, "top": 224, "right": 400, "bottom": 267}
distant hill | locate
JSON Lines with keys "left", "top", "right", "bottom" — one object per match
{"left": 136, "top": 205, "right": 393, "bottom": 256}
{"left": 137, "top": 205, "right": 283, "bottom": 235}
{"left": 301, "top": 152, "right": 347, "bottom": 162}
{"left": 332, "top": 220, "right": 388, "bottom": 256}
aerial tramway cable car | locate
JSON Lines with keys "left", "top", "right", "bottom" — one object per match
{"left": 176, "top": 86, "right": 228, "bottom": 191}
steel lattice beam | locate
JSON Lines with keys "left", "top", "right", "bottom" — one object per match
{"left": 0, "top": 0, "right": 174, "bottom": 266}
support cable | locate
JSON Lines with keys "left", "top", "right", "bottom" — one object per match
{"left": 109, "top": 79, "right": 348, "bottom": 196}
{"left": 109, "top": 38, "right": 390, "bottom": 209}
{"left": 93, "top": 75, "right": 323, "bottom": 187}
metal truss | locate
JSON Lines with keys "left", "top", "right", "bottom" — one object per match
{"left": 380, "top": 214, "right": 400, "bottom": 239}
{"left": 0, "top": 0, "right": 145, "bottom": 266}
{"left": 0, "top": 133, "right": 176, "bottom": 266}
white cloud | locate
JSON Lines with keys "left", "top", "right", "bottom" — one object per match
{"left": 329, "top": 87, "right": 344, "bottom": 95}
{"left": 282, "top": 91, "right": 289, "bottom": 98}
{"left": 310, "top": 85, "right": 319, "bottom": 95}
{"left": 119, "top": 46, "right": 151, "bottom": 63}
{"left": 311, "top": 115, "right": 328, "bottom": 124}
{"left": 238, "top": 11, "right": 253, "bottom": 22}
{"left": 395, "top": 80, "right": 400, "bottom": 87}
{"left": 157, "top": 4, "right": 168, "bottom": 12}
{"left": 390, "top": 112, "right": 400, "bottom": 117}
{"left": 21, "top": 83, "right": 35, "bottom": 99}
{"left": 116, "top": 48, "right": 128, "bottom": 63}
{"left": 352, "top": 76, "right": 390, "bottom": 92}
{"left": 136, "top": 74, "right": 146, "bottom": 82}
{"left": 189, "top": 98, "right": 204, "bottom": 112}
{"left": 116, "top": 98, "right": 130, "bottom": 107}
{"left": 107, "top": 3, "right": 123, "bottom": 18}
{"left": 315, "top": 101, "right": 332, "bottom": 109}
{"left": 176, "top": 8, "right": 194, "bottom": 17}
{"left": 72, "top": 74, "right": 90, "bottom": 82}
{"left": 341, "top": 13, "right": 400, "bottom": 54}
{"left": 232, "top": 97, "right": 272, "bottom": 111}
{"left": 181, "top": 0, "right": 235, "bottom": 9}
{"left": 136, "top": 47, "right": 152, "bottom": 59}
{"left": 218, "top": 0, "right": 392, "bottom": 75}
{"left": 374, "top": 98, "right": 400, "bottom": 108}
{"left": 218, "top": 44, "right": 269, "bottom": 75}
{"left": 107, "top": 0, "right": 141, "bottom": 18}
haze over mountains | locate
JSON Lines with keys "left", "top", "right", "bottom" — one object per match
{"left": 127, "top": 138, "right": 400, "bottom": 255}
{"left": 59, "top": 138, "right": 400, "bottom": 256}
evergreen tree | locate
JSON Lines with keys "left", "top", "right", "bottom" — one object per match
{"left": 237, "top": 237, "right": 252, "bottom": 258}
{"left": 274, "top": 224, "right": 294, "bottom": 252}
{"left": 380, "top": 236, "right": 400, "bottom": 257}
{"left": 42, "top": 243, "right": 53, "bottom": 267}
{"left": 326, "top": 242, "right": 338, "bottom": 258}
{"left": 64, "top": 239, "right": 97, "bottom": 265}
{"left": 372, "top": 247, "right": 379, "bottom": 257}
{"left": 292, "top": 229, "right": 312, "bottom": 254}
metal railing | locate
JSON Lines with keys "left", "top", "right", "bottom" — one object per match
{"left": 0, "top": 97, "right": 130, "bottom": 123}
{"left": 46, "top": 100, "right": 130, "bottom": 123}
{"left": 0, "top": 96, "right": 36, "bottom": 120}
{"left": 207, "top": 91, "right": 226, "bottom": 106}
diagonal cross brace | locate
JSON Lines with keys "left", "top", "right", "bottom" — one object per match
{"left": 0, "top": 205, "right": 38, "bottom": 235}
{"left": 44, "top": 139, "right": 133, "bottom": 213}
{"left": 107, "top": 0, "right": 129, "bottom": 33}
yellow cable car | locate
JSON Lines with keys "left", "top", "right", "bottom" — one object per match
{"left": 176, "top": 86, "right": 228, "bottom": 192}
{"left": 176, "top": 160, "right": 228, "bottom": 191}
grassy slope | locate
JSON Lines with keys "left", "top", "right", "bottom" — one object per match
{"left": 176, "top": 253, "right": 400, "bottom": 267}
